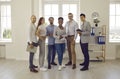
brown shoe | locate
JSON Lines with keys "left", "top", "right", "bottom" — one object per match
{"left": 72, "top": 64, "right": 76, "bottom": 69}
{"left": 65, "top": 61, "right": 72, "bottom": 66}
{"left": 30, "top": 68, "right": 38, "bottom": 73}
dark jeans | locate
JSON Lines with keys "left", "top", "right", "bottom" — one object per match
{"left": 80, "top": 42, "right": 89, "bottom": 68}
{"left": 47, "top": 44, "right": 56, "bottom": 65}
{"left": 55, "top": 43, "right": 65, "bottom": 65}
{"left": 29, "top": 52, "right": 34, "bottom": 68}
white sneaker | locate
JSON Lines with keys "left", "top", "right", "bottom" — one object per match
{"left": 40, "top": 67, "right": 47, "bottom": 71}
{"left": 62, "top": 64, "right": 66, "bottom": 68}
{"left": 58, "top": 66, "right": 62, "bottom": 71}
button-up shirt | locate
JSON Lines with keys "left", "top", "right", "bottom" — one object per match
{"left": 29, "top": 23, "right": 37, "bottom": 43}
{"left": 65, "top": 20, "right": 79, "bottom": 40}
{"left": 46, "top": 24, "right": 57, "bottom": 45}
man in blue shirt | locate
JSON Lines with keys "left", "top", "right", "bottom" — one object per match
{"left": 46, "top": 17, "right": 57, "bottom": 69}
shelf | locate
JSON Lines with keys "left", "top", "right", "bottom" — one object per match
{"left": 89, "top": 44, "right": 105, "bottom": 45}
{"left": 89, "top": 25, "right": 106, "bottom": 62}
{"left": 89, "top": 50, "right": 104, "bottom": 53}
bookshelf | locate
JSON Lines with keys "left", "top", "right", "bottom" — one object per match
{"left": 89, "top": 25, "right": 106, "bottom": 62}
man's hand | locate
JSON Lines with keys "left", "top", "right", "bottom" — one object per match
{"left": 49, "top": 33, "right": 53, "bottom": 36}
{"left": 77, "top": 31, "right": 82, "bottom": 36}
{"left": 59, "top": 35, "right": 63, "bottom": 39}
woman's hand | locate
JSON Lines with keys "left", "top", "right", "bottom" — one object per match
{"left": 59, "top": 35, "right": 63, "bottom": 39}
{"left": 30, "top": 44, "right": 34, "bottom": 48}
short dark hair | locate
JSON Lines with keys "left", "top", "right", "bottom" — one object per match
{"left": 68, "top": 13, "right": 73, "bottom": 15}
{"left": 80, "top": 13, "right": 86, "bottom": 17}
{"left": 49, "top": 17, "right": 54, "bottom": 20}
{"left": 58, "top": 17, "right": 64, "bottom": 21}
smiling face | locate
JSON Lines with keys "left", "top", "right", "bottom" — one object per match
{"left": 80, "top": 16, "right": 85, "bottom": 22}
{"left": 58, "top": 17, "right": 64, "bottom": 26}
{"left": 41, "top": 18, "right": 45, "bottom": 24}
{"left": 80, "top": 14, "right": 86, "bottom": 22}
{"left": 68, "top": 13, "right": 73, "bottom": 21}
{"left": 49, "top": 17, "right": 54, "bottom": 25}
{"left": 31, "top": 15, "right": 36, "bottom": 23}
{"left": 58, "top": 19, "right": 63, "bottom": 26}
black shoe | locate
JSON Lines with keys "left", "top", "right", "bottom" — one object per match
{"left": 65, "top": 61, "right": 72, "bottom": 66}
{"left": 80, "top": 67, "right": 89, "bottom": 71}
{"left": 79, "top": 63, "right": 85, "bottom": 66}
{"left": 30, "top": 68, "right": 38, "bottom": 73}
{"left": 51, "top": 62, "right": 57, "bottom": 66}
{"left": 33, "top": 65, "right": 38, "bottom": 68}
{"left": 72, "top": 64, "right": 76, "bottom": 69}
{"left": 48, "top": 65, "right": 51, "bottom": 69}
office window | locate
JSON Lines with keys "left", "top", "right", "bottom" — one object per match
{"left": 44, "top": 4, "right": 58, "bottom": 25}
{"left": 0, "top": 0, "right": 12, "bottom": 41}
{"left": 62, "top": 4, "right": 77, "bottom": 24}
{"left": 109, "top": 4, "right": 120, "bottom": 42}
{"left": 42, "top": 0, "right": 80, "bottom": 42}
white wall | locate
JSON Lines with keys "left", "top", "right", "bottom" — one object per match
{"left": 0, "top": 45, "right": 5, "bottom": 58}
{"left": 4, "top": 0, "right": 117, "bottom": 60}
{"left": 5, "top": 0, "right": 32, "bottom": 60}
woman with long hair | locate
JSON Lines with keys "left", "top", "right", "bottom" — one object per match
{"left": 36, "top": 17, "right": 47, "bottom": 71}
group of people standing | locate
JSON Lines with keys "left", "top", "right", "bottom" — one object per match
{"left": 28, "top": 13, "right": 91, "bottom": 73}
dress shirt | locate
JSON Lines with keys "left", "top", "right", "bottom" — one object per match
{"left": 46, "top": 24, "right": 57, "bottom": 45}
{"left": 65, "top": 20, "right": 79, "bottom": 40}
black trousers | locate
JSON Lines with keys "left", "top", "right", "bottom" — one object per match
{"left": 80, "top": 41, "right": 89, "bottom": 68}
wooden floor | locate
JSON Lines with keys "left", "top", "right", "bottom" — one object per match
{"left": 0, "top": 59, "right": 120, "bottom": 79}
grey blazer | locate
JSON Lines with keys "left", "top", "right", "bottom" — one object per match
{"left": 80, "top": 21, "right": 91, "bottom": 43}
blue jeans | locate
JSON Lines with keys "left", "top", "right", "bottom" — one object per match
{"left": 29, "top": 52, "right": 34, "bottom": 68}
{"left": 55, "top": 43, "right": 65, "bottom": 65}
{"left": 47, "top": 44, "right": 56, "bottom": 65}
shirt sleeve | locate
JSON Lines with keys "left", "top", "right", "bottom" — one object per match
{"left": 46, "top": 27, "right": 49, "bottom": 36}
{"left": 64, "top": 22, "right": 68, "bottom": 35}
{"left": 81, "top": 22, "right": 91, "bottom": 36}
{"left": 53, "top": 27, "right": 60, "bottom": 39}
{"left": 62, "top": 28, "right": 67, "bottom": 38}
{"left": 74, "top": 22, "right": 79, "bottom": 40}
{"left": 29, "top": 25, "right": 33, "bottom": 43}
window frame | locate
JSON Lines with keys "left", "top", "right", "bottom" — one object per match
{"left": 42, "top": 0, "right": 80, "bottom": 22}
{"left": 109, "top": 1, "right": 120, "bottom": 43}
{"left": 41, "top": 0, "right": 80, "bottom": 43}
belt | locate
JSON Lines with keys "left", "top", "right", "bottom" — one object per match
{"left": 68, "top": 35, "right": 74, "bottom": 37}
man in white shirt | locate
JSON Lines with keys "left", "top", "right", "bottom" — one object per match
{"left": 65, "top": 13, "right": 79, "bottom": 69}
